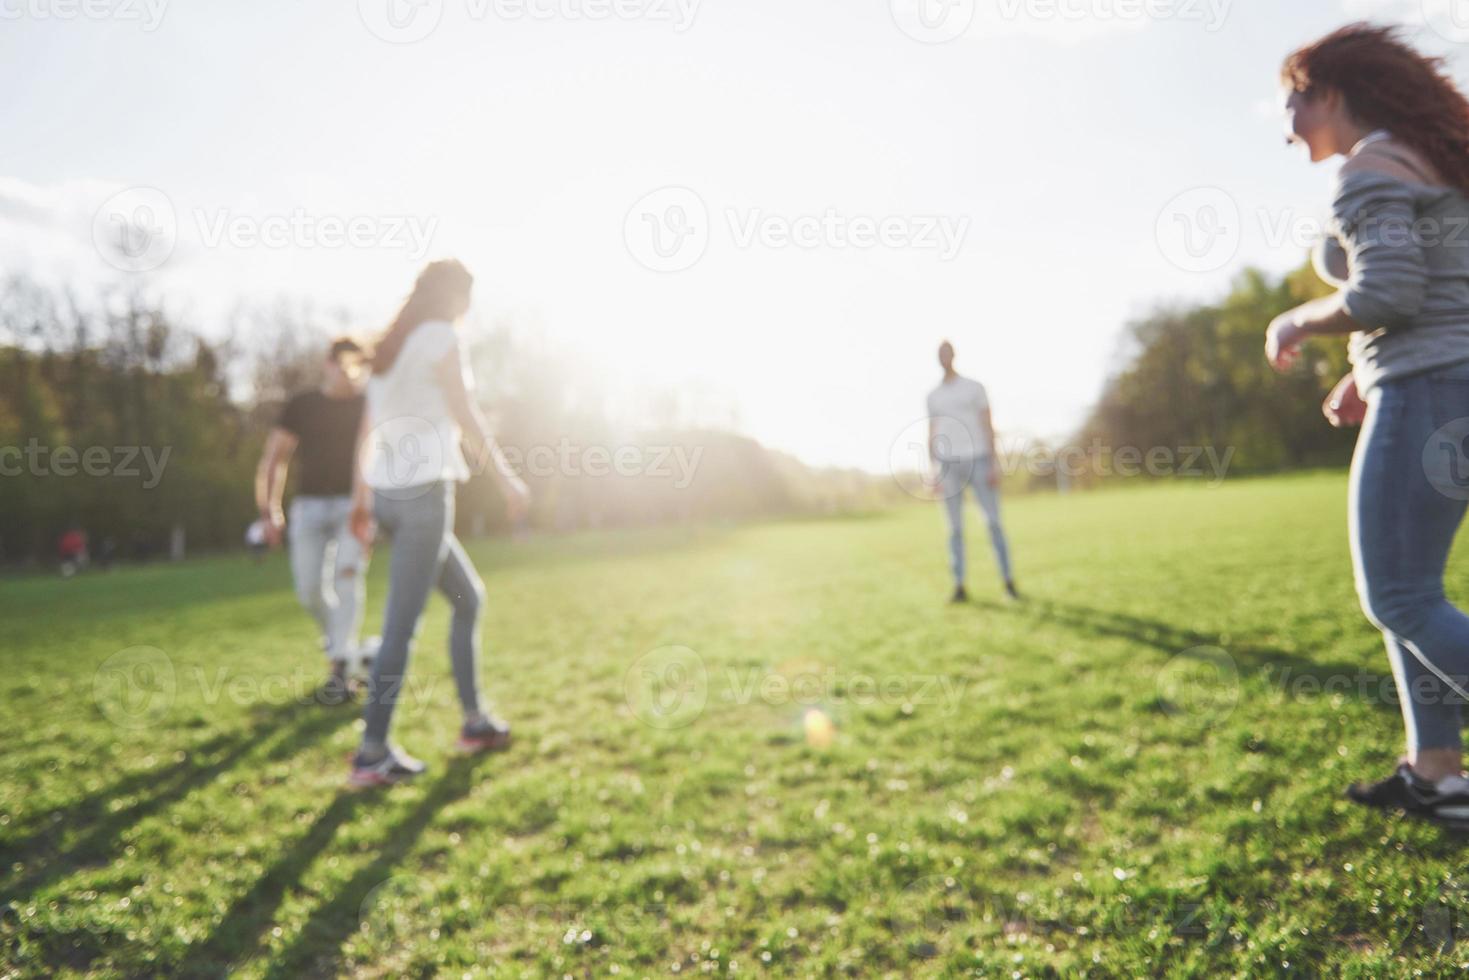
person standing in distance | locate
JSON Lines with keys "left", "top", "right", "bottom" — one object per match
{"left": 255, "top": 337, "right": 374, "bottom": 703}
{"left": 927, "top": 341, "right": 1018, "bottom": 603}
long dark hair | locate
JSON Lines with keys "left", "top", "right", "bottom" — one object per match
{"left": 371, "top": 259, "right": 474, "bottom": 374}
{"left": 1282, "top": 23, "right": 1469, "bottom": 196}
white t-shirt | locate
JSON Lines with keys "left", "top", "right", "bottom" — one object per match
{"left": 926, "top": 376, "right": 991, "bottom": 461}
{"left": 362, "top": 319, "right": 473, "bottom": 491}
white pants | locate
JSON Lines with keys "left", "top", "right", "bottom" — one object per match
{"left": 288, "top": 495, "right": 366, "bottom": 660}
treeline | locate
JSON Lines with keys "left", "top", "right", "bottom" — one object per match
{"left": 1074, "top": 263, "right": 1357, "bottom": 477}
{"left": 0, "top": 275, "right": 897, "bottom": 568}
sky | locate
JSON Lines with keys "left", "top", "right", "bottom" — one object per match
{"left": 0, "top": 0, "right": 1461, "bottom": 471}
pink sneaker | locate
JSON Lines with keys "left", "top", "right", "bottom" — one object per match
{"left": 347, "top": 745, "right": 426, "bottom": 789}
{"left": 455, "top": 718, "right": 512, "bottom": 755}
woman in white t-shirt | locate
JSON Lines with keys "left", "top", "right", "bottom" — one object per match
{"left": 346, "top": 259, "right": 530, "bottom": 789}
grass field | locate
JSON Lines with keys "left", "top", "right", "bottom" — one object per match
{"left": 7, "top": 471, "right": 1469, "bottom": 977}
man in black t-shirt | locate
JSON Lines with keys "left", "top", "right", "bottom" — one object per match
{"left": 255, "top": 338, "right": 374, "bottom": 702}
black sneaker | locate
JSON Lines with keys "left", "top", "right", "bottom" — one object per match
{"left": 1004, "top": 581, "right": 1021, "bottom": 601}
{"left": 1346, "top": 763, "right": 1469, "bottom": 829}
{"left": 318, "top": 660, "right": 350, "bottom": 706}
{"left": 455, "top": 717, "right": 512, "bottom": 755}
{"left": 348, "top": 745, "right": 427, "bottom": 789}
{"left": 950, "top": 586, "right": 969, "bottom": 604}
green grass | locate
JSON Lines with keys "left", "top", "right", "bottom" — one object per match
{"left": 5, "top": 471, "right": 1469, "bottom": 977}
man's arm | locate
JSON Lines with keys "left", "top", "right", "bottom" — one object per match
{"left": 254, "top": 427, "right": 299, "bottom": 547}
{"left": 348, "top": 406, "right": 376, "bottom": 547}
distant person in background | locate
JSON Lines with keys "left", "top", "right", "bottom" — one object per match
{"left": 1271, "top": 24, "right": 1469, "bottom": 828}
{"left": 347, "top": 259, "right": 529, "bottom": 789}
{"left": 255, "top": 337, "right": 373, "bottom": 703}
{"left": 927, "top": 341, "right": 1018, "bottom": 603}
{"left": 58, "top": 525, "right": 88, "bottom": 578}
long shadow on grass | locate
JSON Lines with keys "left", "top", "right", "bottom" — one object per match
{"left": 183, "top": 755, "right": 492, "bottom": 979}
{"left": 0, "top": 699, "right": 356, "bottom": 903}
{"left": 984, "top": 597, "right": 1395, "bottom": 713}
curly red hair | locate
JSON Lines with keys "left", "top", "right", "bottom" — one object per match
{"left": 1283, "top": 22, "right": 1469, "bottom": 196}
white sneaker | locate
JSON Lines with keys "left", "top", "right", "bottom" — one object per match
{"left": 350, "top": 636, "right": 381, "bottom": 685}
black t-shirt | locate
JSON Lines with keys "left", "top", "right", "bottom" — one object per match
{"left": 278, "top": 390, "right": 365, "bottom": 497}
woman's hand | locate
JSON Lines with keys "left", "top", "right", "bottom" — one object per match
{"left": 350, "top": 496, "right": 376, "bottom": 549}
{"left": 1265, "top": 309, "right": 1310, "bottom": 372}
{"left": 1322, "top": 372, "right": 1367, "bottom": 428}
{"left": 503, "top": 477, "right": 531, "bottom": 525}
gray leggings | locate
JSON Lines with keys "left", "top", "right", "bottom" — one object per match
{"left": 362, "top": 481, "right": 485, "bottom": 746}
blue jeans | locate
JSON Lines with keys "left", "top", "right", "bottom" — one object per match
{"left": 938, "top": 456, "right": 1013, "bottom": 586}
{"left": 287, "top": 495, "right": 365, "bottom": 661}
{"left": 361, "top": 482, "right": 486, "bottom": 746}
{"left": 1351, "top": 360, "right": 1469, "bottom": 753}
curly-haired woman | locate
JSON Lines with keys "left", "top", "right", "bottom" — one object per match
{"left": 1270, "top": 23, "right": 1469, "bottom": 828}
